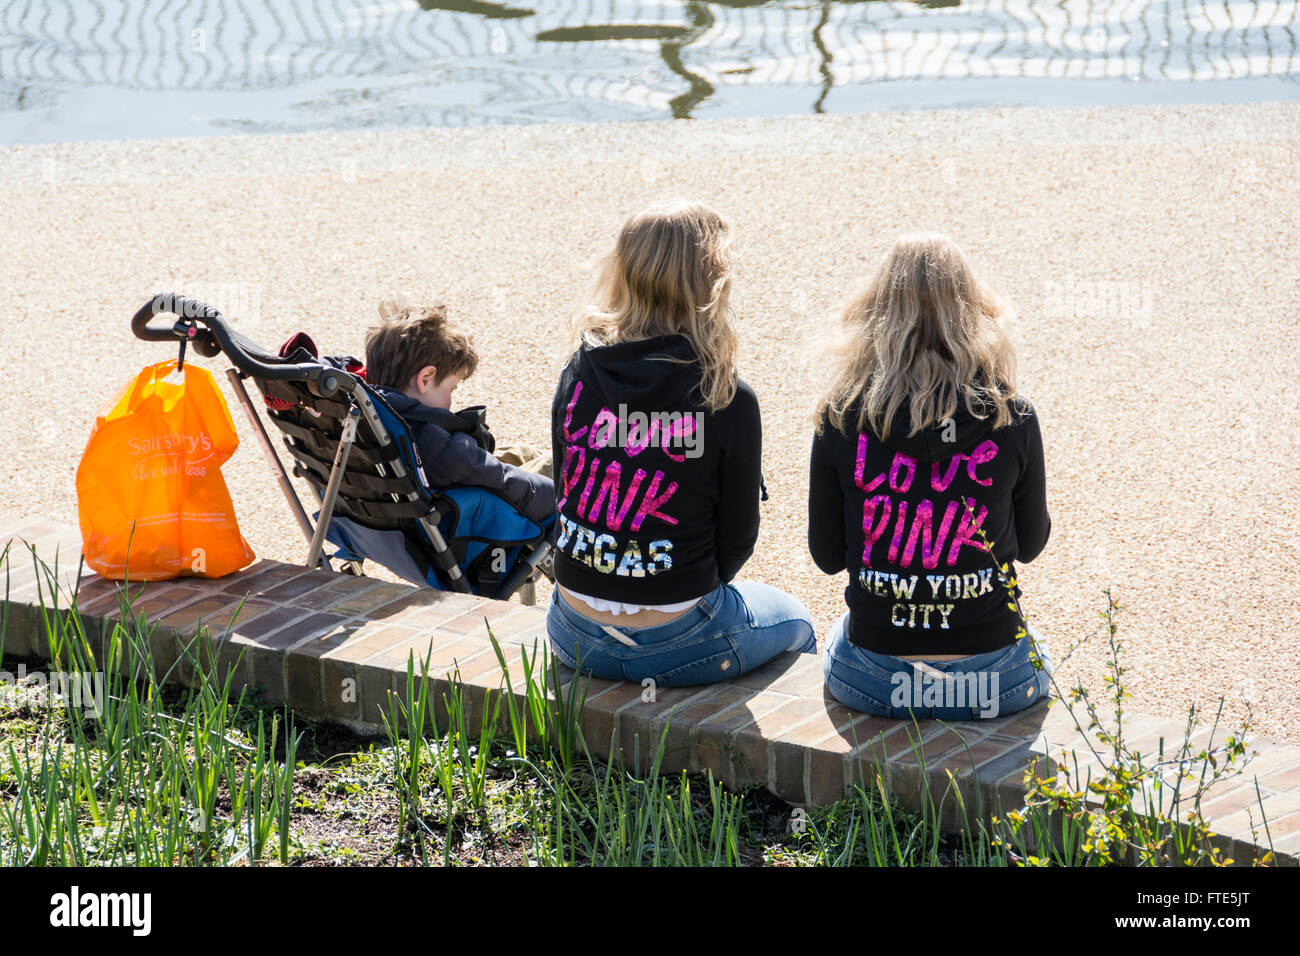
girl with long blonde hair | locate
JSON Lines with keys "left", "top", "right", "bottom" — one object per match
{"left": 548, "top": 200, "right": 815, "bottom": 686}
{"left": 809, "top": 233, "right": 1052, "bottom": 719}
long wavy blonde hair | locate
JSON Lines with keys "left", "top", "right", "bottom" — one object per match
{"left": 572, "top": 200, "right": 739, "bottom": 412}
{"left": 815, "top": 233, "right": 1020, "bottom": 438}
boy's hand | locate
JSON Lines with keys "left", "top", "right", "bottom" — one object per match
{"left": 456, "top": 405, "right": 495, "bottom": 452}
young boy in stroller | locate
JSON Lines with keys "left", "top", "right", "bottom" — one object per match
{"left": 360, "top": 300, "right": 555, "bottom": 523}
{"left": 283, "top": 300, "right": 557, "bottom": 595}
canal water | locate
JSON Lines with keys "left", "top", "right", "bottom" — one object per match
{"left": 1, "top": 0, "right": 1296, "bottom": 143}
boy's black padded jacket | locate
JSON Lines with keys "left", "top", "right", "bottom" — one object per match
{"left": 808, "top": 397, "right": 1050, "bottom": 656}
{"left": 372, "top": 385, "right": 556, "bottom": 526}
{"left": 550, "top": 334, "right": 763, "bottom": 604}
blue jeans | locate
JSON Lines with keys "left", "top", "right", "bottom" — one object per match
{"left": 548, "top": 581, "right": 817, "bottom": 687}
{"left": 822, "top": 612, "right": 1052, "bottom": 720}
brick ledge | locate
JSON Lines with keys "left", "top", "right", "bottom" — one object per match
{"left": 2, "top": 514, "right": 1295, "bottom": 865}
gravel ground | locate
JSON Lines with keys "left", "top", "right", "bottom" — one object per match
{"left": 1, "top": 101, "right": 1296, "bottom": 742}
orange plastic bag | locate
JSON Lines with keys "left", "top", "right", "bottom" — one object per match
{"left": 76, "top": 360, "right": 255, "bottom": 581}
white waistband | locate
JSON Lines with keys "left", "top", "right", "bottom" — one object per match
{"left": 560, "top": 585, "right": 702, "bottom": 617}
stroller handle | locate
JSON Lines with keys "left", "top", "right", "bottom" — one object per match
{"left": 131, "top": 293, "right": 355, "bottom": 395}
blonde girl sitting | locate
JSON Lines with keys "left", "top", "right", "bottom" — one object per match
{"left": 809, "top": 233, "right": 1052, "bottom": 720}
{"left": 548, "top": 200, "right": 816, "bottom": 687}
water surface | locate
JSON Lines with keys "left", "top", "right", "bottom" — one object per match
{"left": 0, "top": 0, "right": 1296, "bottom": 143}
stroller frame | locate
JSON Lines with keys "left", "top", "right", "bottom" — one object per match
{"left": 131, "top": 293, "right": 551, "bottom": 604}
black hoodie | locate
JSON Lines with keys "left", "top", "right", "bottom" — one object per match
{"left": 809, "top": 397, "right": 1050, "bottom": 656}
{"left": 551, "top": 335, "right": 762, "bottom": 603}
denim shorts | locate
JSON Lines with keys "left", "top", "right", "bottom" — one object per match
{"left": 822, "top": 611, "right": 1052, "bottom": 720}
{"left": 548, "top": 580, "right": 817, "bottom": 687}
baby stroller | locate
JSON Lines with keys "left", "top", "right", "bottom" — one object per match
{"left": 130, "top": 293, "right": 553, "bottom": 603}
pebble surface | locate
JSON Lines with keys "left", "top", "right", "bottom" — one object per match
{"left": 2, "top": 101, "right": 1296, "bottom": 741}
